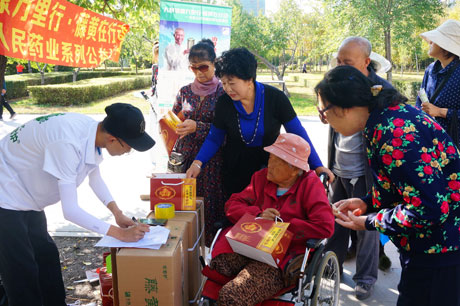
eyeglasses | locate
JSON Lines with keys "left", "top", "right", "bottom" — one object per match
{"left": 316, "top": 104, "right": 334, "bottom": 124}
{"left": 189, "top": 64, "right": 210, "bottom": 73}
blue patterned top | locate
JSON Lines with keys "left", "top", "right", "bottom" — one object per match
{"left": 415, "top": 58, "right": 460, "bottom": 144}
{"left": 363, "top": 103, "right": 460, "bottom": 267}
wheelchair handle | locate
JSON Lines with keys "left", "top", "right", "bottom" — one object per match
{"left": 318, "top": 172, "right": 329, "bottom": 189}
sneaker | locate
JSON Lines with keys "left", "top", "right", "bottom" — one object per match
{"left": 9, "top": 113, "right": 16, "bottom": 120}
{"left": 355, "top": 283, "right": 373, "bottom": 300}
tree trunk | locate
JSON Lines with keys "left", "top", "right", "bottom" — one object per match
{"left": 384, "top": 29, "right": 392, "bottom": 82}
{"left": 104, "top": 61, "right": 107, "bottom": 71}
{"left": 247, "top": 48, "right": 290, "bottom": 97}
{"left": 54, "top": 65, "right": 59, "bottom": 72}
{"left": 0, "top": 55, "right": 7, "bottom": 91}
{"left": 36, "top": 62, "right": 48, "bottom": 85}
{"left": 27, "top": 60, "right": 32, "bottom": 73}
{"left": 415, "top": 50, "right": 419, "bottom": 73}
{"left": 73, "top": 68, "right": 80, "bottom": 82}
{"left": 135, "top": 58, "right": 138, "bottom": 74}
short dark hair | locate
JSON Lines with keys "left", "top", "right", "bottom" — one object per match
{"left": 215, "top": 47, "right": 257, "bottom": 81}
{"left": 441, "top": 48, "right": 459, "bottom": 61}
{"left": 315, "top": 65, "right": 407, "bottom": 111}
{"left": 189, "top": 39, "right": 216, "bottom": 63}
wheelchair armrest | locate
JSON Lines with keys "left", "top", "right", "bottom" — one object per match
{"left": 306, "top": 238, "right": 324, "bottom": 249}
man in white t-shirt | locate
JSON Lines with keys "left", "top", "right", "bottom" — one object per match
{"left": 164, "top": 27, "right": 189, "bottom": 71}
{"left": 0, "top": 103, "right": 155, "bottom": 306}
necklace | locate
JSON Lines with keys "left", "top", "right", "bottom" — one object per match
{"left": 236, "top": 104, "right": 262, "bottom": 145}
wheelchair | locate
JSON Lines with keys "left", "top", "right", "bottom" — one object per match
{"left": 197, "top": 232, "right": 340, "bottom": 306}
{"left": 198, "top": 172, "right": 339, "bottom": 306}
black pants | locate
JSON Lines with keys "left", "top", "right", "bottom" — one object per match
{"left": 0, "top": 96, "right": 14, "bottom": 119}
{"left": 0, "top": 208, "right": 66, "bottom": 306}
{"left": 397, "top": 259, "right": 460, "bottom": 306}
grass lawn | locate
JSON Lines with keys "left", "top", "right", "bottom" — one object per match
{"left": 8, "top": 70, "right": 424, "bottom": 116}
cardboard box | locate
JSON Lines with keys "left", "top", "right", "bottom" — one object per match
{"left": 226, "top": 213, "right": 293, "bottom": 268}
{"left": 147, "top": 202, "right": 204, "bottom": 305}
{"left": 150, "top": 174, "right": 196, "bottom": 211}
{"left": 116, "top": 234, "right": 185, "bottom": 306}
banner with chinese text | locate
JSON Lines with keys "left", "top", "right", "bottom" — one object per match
{"left": 0, "top": 0, "right": 129, "bottom": 67}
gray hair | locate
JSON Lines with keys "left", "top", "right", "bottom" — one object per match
{"left": 339, "top": 36, "right": 372, "bottom": 57}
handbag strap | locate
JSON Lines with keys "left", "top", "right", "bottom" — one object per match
{"left": 429, "top": 60, "right": 460, "bottom": 103}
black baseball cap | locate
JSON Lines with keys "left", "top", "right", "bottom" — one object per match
{"left": 103, "top": 103, "right": 155, "bottom": 152}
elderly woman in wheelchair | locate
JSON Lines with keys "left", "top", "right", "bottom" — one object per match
{"left": 207, "top": 133, "right": 335, "bottom": 306}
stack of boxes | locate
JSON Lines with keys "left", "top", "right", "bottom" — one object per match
{"left": 109, "top": 199, "right": 205, "bottom": 306}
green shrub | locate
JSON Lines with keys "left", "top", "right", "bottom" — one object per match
{"left": 5, "top": 70, "right": 149, "bottom": 99}
{"left": 392, "top": 80, "right": 422, "bottom": 101}
{"left": 28, "top": 75, "right": 150, "bottom": 106}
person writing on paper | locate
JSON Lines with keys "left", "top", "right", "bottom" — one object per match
{"left": 186, "top": 47, "right": 334, "bottom": 199}
{"left": 172, "top": 39, "right": 226, "bottom": 247}
{"left": 209, "top": 133, "right": 334, "bottom": 306}
{"left": 164, "top": 27, "right": 189, "bottom": 71}
{"left": 315, "top": 65, "right": 460, "bottom": 305}
{"left": 415, "top": 20, "right": 460, "bottom": 147}
{"left": 0, "top": 103, "right": 154, "bottom": 306}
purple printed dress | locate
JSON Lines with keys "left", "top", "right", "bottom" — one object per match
{"left": 172, "top": 83, "right": 226, "bottom": 246}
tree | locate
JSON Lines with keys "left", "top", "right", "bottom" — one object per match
{"left": 324, "top": 0, "right": 444, "bottom": 82}
{"left": 228, "top": 0, "right": 306, "bottom": 96}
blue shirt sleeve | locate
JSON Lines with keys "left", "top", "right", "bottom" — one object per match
{"left": 195, "top": 124, "right": 226, "bottom": 165}
{"left": 284, "top": 117, "right": 323, "bottom": 169}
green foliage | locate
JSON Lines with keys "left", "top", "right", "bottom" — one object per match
{"left": 392, "top": 80, "right": 422, "bottom": 101}
{"left": 29, "top": 75, "right": 150, "bottom": 106}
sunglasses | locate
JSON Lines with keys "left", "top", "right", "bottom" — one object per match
{"left": 189, "top": 64, "right": 210, "bottom": 73}
{"left": 316, "top": 104, "right": 334, "bottom": 124}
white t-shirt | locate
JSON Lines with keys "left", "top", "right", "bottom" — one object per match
{"left": 164, "top": 43, "right": 188, "bottom": 71}
{"left": 0, "top": 113, "right": 113, "bottom": 234}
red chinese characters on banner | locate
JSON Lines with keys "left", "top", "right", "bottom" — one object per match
{"left": 0, "top": 0, "right": 129, "bottom": 67}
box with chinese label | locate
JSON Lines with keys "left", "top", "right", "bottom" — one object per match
{"left": 150, "top": 173, "right": 196, "bottom": 211}
{"left": 225, "top": 213, "right": 293, "bottom": 268}
{"left": 116, "top": 233, "right": 185, "bottom": 305}
{"left": 147, "top": 200, "right": 204, "bottom": 305}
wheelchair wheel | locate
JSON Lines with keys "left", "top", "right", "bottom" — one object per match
{"left": 310, "top": 251, "right": 340, "bottom": 306}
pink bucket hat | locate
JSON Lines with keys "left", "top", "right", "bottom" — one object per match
{"left": 264, "top": 133, "right": 311, "bottom": 171}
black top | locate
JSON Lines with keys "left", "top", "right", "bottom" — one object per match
{"left": 213, "top": 84, "right": 297, "bottom": 196}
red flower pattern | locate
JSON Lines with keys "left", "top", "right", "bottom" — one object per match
{"left": 393, "top": 128, "right": 404, "bottom": 138}
{"left": 451, "top": 193, "right": 460, "bottom": 202}
{"left": 405, "top": 134, "right": 415, "bottom": 142}
{"left": 447, "top": 146, "right": 456, "bottom": 154}
{"left": 382, "top": 154, "right": 393, "bottom": 165}
{"left": 421, "top": 153, "right": 432, "bottom": 163}
{"left": 423, "top": 166, "right": 433, "bottom": 175}
{"left": 392, "top": 149, "right": 404, "bottom": 160}
{"left": 392, "top": 138, "right": 403, "bottom": 147}
{"left": 441, "top": 201, "right": 449, "bottom": 214}
{"left": 393, "top": 118, "right": 405, "bottom": 127}
{"left": 448, "top": 180, "right": 460, "bottom": 191}
{"left": 411, "top": 197, "right": 421, "bottom": 207}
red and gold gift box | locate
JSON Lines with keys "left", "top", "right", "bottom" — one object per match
{"left": 226, "top": 213, "right": 293, "bottom": 267}
{"left": 159, "top": 110, "right": 184, "bottom": 156}
{"left": 150, "top": 174, "right": 196, "bottom": 211}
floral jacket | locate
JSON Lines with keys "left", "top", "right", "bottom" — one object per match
{"left": 364, "top": 103, "right": 460, "bottom": 267}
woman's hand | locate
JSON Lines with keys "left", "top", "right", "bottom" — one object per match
{"left": 421, "top": 102, "right": 447, "bottom": 118}
{"left": 259, "top": 208, "right": 280, "bottom": 221}
{"left": 186, "top": 160, "right": 202, "bottom": 178}
{"left": 315, "top": 166, "right": 335, "bottom": 184}
{"left": 335, "top": 213, "right": 367, "bottom": 231}
{"left": 332, "top": 198, "right": 367, "bottom": 219}
{"left": 176, "top": 119, "right": 197, "bottom": 138}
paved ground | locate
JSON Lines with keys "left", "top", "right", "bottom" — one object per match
{"left": 0, "top": 112, "right": 401, "bottom": 305}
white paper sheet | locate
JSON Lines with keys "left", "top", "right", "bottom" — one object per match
{"left": 94, "top": 226, "right": 170, "bottom": 249}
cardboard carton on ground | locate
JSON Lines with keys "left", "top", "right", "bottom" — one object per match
{"left": 116, "top": 233, "right": 185, "bottom": 306}
{"left": 226, "top": 213, "right": 293, "bottom": 268}
{"left": 147, "top": 201, "right": 204, "bottom": 305}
